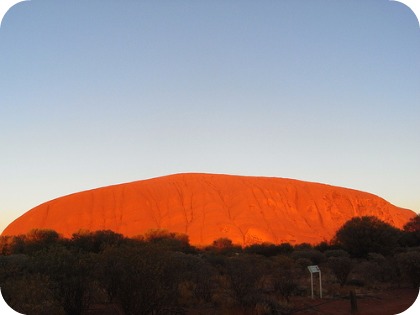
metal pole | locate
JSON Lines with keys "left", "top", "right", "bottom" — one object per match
{"left": 311, "top": 272, "right": 314, "bottom": 299}
{"left": 319, "top": 270, "right": 322, "bottom": 298}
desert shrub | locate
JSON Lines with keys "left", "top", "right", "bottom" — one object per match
{"left": 26, "top": 229, "right": 60, "bottom": 243}
{"left": 0, "top": 236, "right": 12, "bottom": 255}
{"left": 7, "top": 235, "right": 27, "bottom": 254}
{"left": 97, "top": 244, "right": 186, "bottom": 315}
{"left": 400, "top": 215, "right": 420, "bottom": 247}
{"left": 351, "top": 260, "right": 379, "bottom": 286}
{"left": 2, "top": 247, "right": 91, "bottom": 315}
{"left": 206, "top": 237, "right": 242, "bottom": 255}
{"left": 225, "top": 255, "right": 269, "bottom": 308}
{"left": 30, "top": 246, "right": 95, "bottom": 315}
{"left": 333, "top": 216, "right": 401, "bottom": 258}
{"left": 245, "top": 243, "right": 279, "bottom": 257}
{"left": 367, "top": 253, "right": 393, "bottom": 282}
{"left": 1, "top": 230, "right": 63, "bottom": 255}
{"left": 367, "top": 252, "right": 386, "bottom": 263}
{"left": 346, "top": 253, "right": 397, "bottom": 285}
{"left": 291, "top": 249, "right": 325, "bottom": 264}
{"left": 71, "top": 229, "right": 125, "bottom": 253}
{"left": 143, "top": 229, "right": 194, "bottom": 253}
{"left": 264, "top": 255, "right": 298, "bottom": 303}
{"left": 23, "top": 229, "right": 62, "bottom": 254}
{"left": 271, "top": 255, "right": 295, "bottom": 269}
{"left": 2, "top": 273, "right": 64, "bottom": 315}
{"left": 212, "top": 237, "right": 233, "bottom": 248}
{"left": 314, "top": 241, "right": 329, "bottom": 252}
{"left": 350, "top": 255, "right": 396, "bottom": 287}
{"left": 277, "top": 242, "right": 294, "bottom": 254}
{"left": 396, "top": 250, "right": 420, "bottom": 288}
{"left": 203, "top": 252, "right": 228, "bottom": 270}
{"left": 324, "top": 249, "right": 350, "bottom": 258}
{"left": 209, "top": 273, "right": 236, "bottom": 308}
{"left": 295, "top": 257, "right": 313, "bottom": 270}
{"left": 403, "top": 215, "right": 420, "bottom": 233}
{"left": 272, "top": 270, "right": 298, "bottom": 303}
{"left": 314, "top": 241, "right": 341, "bottom": 252}
{"left": 327, "top": 256, "right": 353, "bottom": 286}
{"left": 245, "top": 242, "right": 294, "bottom": 257}
{"left": 294, "top": 243, "right": 313, "bottom": 250}
{"left": 169, "top": 252, "right": 216, "bottom": 304}
{"left": 0, "top": 254, "right": 29, "bottom": 288}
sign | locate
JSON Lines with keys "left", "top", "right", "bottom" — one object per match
{"left": 307, "top": 265, "right": 322, "bottom": 299}
{"left": 307, "top": 265, "right": 320, "bottom": 273}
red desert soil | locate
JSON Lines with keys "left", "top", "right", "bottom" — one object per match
{"left": 86, "top": 288, "right": 419, "bottom": 315}
{"left": 2, "top": 173, "right": 416, "bottom": 246}
{"left": 291, "top": 288, "right": 419, "bottom": 315}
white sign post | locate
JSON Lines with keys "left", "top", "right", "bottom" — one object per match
{"left": 307, "top": 265, "right": 322, "bottom": 299}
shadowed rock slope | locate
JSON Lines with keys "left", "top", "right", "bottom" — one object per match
{"left": 2, "top": 173, "right": 415, "bottom": 246}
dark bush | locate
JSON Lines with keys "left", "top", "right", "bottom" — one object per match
{"left": 396, "top": 250, "right": 420, "bottom": 288}
{"left": 97, "top": 244, "right": 183, "bottom": 315}
{"left": 333, "top": 216, "right": 401, "bottom": 258}
{"left": 2, "top": 273, "right": 64, "bottom": 315}
{"left": 324, "top": 249, "right": 350, "bottom": 258}
{"left": 403, "top": 215, "right": 420, "bottom": 233}
{"left": 225, "top": 255, "right": 269, "bottom": 308}
{"left": 244, "top": 242, "right": 295, "bottom": 257}
{"left": 400, "top": 215, "right": 420, "bottom": 247}
{"left": 31, "top": 245, "right": 94, "bottom": 315}
{"left": 71, "top": 229, "right": 125, "bottom": 253}
{"left": 327, "top": 256, "right": 353, "bottom": 286}
{"left": 143, "top": 229, "right": 195, "bottom": 253}
{"left": 291, "top": 249, "right": 325, "bottom": 264}
{"left": 206, "top": 237, "right": 242, "bottom": 255}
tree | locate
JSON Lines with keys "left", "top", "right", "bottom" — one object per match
{"left": 143, "top": 229, "right": 193, "bottom": 253}
{"left": 333, "top": 216, "right": 401, "bottom": 258}
{"left": 1, "top": 230, "right": 62, "bottom": 255}
{"left": 212, "top": 237, "right": 233, "bottom": 249}
{"left": 400, "top": 215, "right": 420, "bottom": 247}
{"left": 0, "top": 236, "right": 12, "bottom": 255}
{"left": 207, "top": 237, "right": 242, "bottom": 255}
{"left": 71, "top": 229, "right": 125, "bottom": 253}
{"left": 403, "top": 214, "right": 420, "bottom": 233}
{"left": 26, "top": 229, "right": 60, "bottom": 243}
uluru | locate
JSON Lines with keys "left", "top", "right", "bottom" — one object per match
{"left": 2, "top": 173, "right": 416, "bottom": 246}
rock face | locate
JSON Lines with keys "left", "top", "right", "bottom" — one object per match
{"left": 2, "top": 173, "right": 416, "bottom": 246}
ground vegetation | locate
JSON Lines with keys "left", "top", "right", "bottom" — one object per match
{"left": 0, "top": 216, "right": 419, "bottom": 314}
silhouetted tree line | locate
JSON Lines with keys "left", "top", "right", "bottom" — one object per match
{"left": 0, "top": 215, "right": 419, "bottom": 315}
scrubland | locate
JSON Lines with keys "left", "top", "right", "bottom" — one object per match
{"left": 1, "top": 215, "right": 419, "bottom": 315}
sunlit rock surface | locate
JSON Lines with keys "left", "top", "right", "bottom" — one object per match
{"left": 2, "top": 173, "right": 415, "bottom": 246}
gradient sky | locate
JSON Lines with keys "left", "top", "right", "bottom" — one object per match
{"left": 1, "top": 0, "right": 419, "bottom": 233}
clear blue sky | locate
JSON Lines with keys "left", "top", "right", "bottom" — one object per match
{"left": 1, "top": 0, "right": 419, "bottom": 233}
